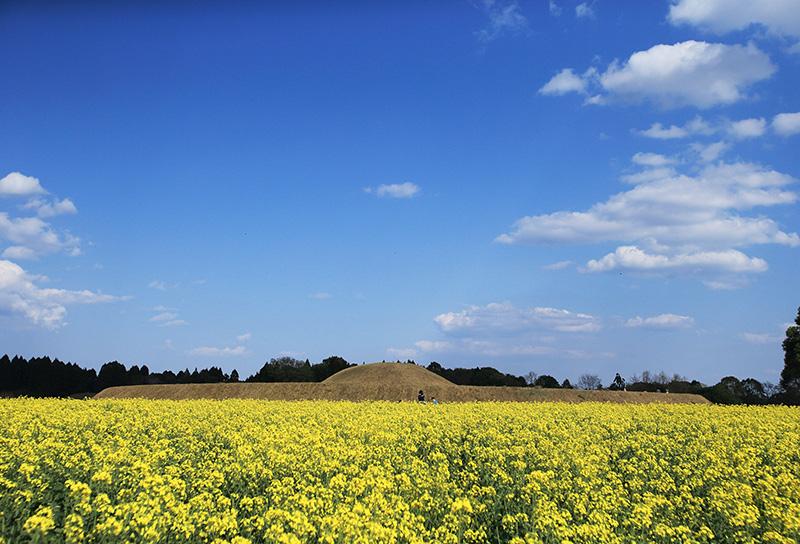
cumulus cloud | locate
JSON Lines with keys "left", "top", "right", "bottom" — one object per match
{"left": 540, "top": 41, "right": 775, "bottom": 108}
{"left": 409, "top": 337, "right": 612, "bottom": 360}
{"left": 475, "top": 0, "right": 528, "bottom": 43}
{"left": 386, "top": 301, "right": 610, "bottom": 362}
{"left": 0, "top": 172, "right": 81, "bottom": 259}
{"left": 498, "top": 161, "right": 797, "bottom": 248}
{"left": 539, "top": 68, "right": 588, "bottom": 96}
{"left": 364, "top": 182, "right": 420, "bottom": 199}
{"left": 642, "top": 115, "right": 785, "bottom": 140}
{"left": 632, "top": 152, "right": 675, "bottom": 167}
{"left": 692, "top": 140, "right": 730, "bottom": 162}
{"left": 638, "top": 116, "right": 715, "bottom": 139}
{"left": 22, "top": 198, "right": 78, "bottom": 218}
{"left": 548, "top": 0, "right": 561, "bottom": 16}
{"left": 728, "top": 117, "right": 767, "bottom": 139}
{"left": 668, "top": 0, "right": 800, "bottom": 39}
{"left": 498, "top": 159, "right": 797, "bottom": 283}
{"left": 626, "top": 313, "right": 695, "bottom": 329}
{"left": 586, "top": 246, "right": 768, "bottom": 274}
{"left": 0, "top": 259, "right": 125, "bottom": 329}
{"left": 773, "top": 112, "right": 800, "bottom": 136}
{"left": 237, "top": 332, "right": 252, "bottom": 342}
{"left": 434, "top": 302, "right": 601, "bottom": 334}
{"left": 189, "top": 345, "right": 248, "bottom": 357}
{"left": 0, "top": 172, "right": 46, "bottom": 197}
{"left": 0, "top": 213, "right": 81, "bottom": 259}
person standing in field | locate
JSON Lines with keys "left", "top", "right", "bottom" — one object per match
{"left": 417, "top": 390, "right": 425, "bottom": 402}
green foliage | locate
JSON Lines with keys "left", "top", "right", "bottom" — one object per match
{"left": 781, "top": 306, "right": 800, "bottom": 398}
{"left": 533, "top": 375, "right": 560, "bottom": 388}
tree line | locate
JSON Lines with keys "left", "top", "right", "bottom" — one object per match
{"left": 0, "top": 355, "right": 355, "bottom": 397}
{"left": 2, "top": 307, "right": 798, "bottom": 404}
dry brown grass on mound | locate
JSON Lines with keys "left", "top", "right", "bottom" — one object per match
{"left": 322, "top": 363, "right": 456, "bottom": 388}
{"left": 94, "top": 363, "right": 709, "bottom": 403}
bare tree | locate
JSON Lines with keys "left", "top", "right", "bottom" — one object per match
{"left": 524, "top": 371, "right": 538, "bottom": 386}
{"left": 577, "top": 374, "right": 602, "bottom": 390}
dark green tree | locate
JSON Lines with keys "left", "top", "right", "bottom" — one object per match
{"left": 781, "top": 307, "right": 800, "bottom": 396}
{"left": 533, "top": 375, "right": 560, "bottom": 388}
{"left": 230, "top": 369, "right": 240, "bottom": 382}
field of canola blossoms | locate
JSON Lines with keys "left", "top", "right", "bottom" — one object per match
{"left": 0, "top": 400, "right": 798, "bottom": 544}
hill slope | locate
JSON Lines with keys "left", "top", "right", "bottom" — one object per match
{"left": 322, "top": 363, "right": 455, "bottom": 387}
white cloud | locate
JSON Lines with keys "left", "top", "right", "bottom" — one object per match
{"left": 0, "top": 259, "right": 125, "bottom": 329}
{"left": 414, "top": 340, "right": 454, "bottom": 352}
{"left": 434, "top": 302, "right": 601, "bottom": 334}
{"left": 22, "top": 198, "right": 78, "bottom": 218}
{"left": 150, "top": 311, "right": 178, "bottom": 322}
{"left": 542, "top": 41, "right": 775, "bottom": 109}
{"left": 364, "top": 182, "right": 420, "bottom": 199}
{"left": 575, "top": 2, "right": 595, "bottom": 18}
{"left": 1, "top": 246, "right": 37, "bottom": 260}
{"left": 237, "top": 332, "right": 252, "bottom": 342}
{"left": 162, "top": 319, "right": 187, "bottom": 327}
{"left": 308, "top": 292, "right": 332, "bottom": 300}
{"left": 621, "top": 167, "right": 678, "bottom": 185}
{"left": 189, "top": 345, "right": 248, "bottom": 357}
{"left": 498, "top": 161, "right": 797, "bottom": 247}
{"left": 539, "top": 68, "right": 588, "bottom": 95}
{"left": 387, "top": 301, "right": 610, "bottom": 362}
{"left": 498, "top": 160, "right": 797, "bottom": 283}
{"left": 626, "top": 313, "right": 695, "bottom": 329}
{"left": 0, "top": 213, "right": 81, "bottom": 259}
{"left": 475, "top": 1, "right": 528, "bottom": 43}
{"left": 728, "top": 117, "right": 767, "bottom": 139}
{"left": 0, "top": 172, "right": 46, "bottom": 197}
{"left": 548, "top": 0, "right": 561, "bottom": 16}
{"left": 402, "top": 338, "right": 611, "bottom": 360}
{"left": 542, "top": 260, "right": 573, "bottom": 270}
{"left": 638, "top": 116, "right": 715, "bottom": 139}
{"left": 741, "top": 331, "right": 781, "bottom": 344}
{"left": 703, "top": 278, "right": 750, "bottom": 290}
{"left": 632, "top": 152, "right": 675, "bottom": 167}
{"left": 692, "top": 140, "right": 729, "bottom": 162}
{"left": 585, "top": 246, "right": 768, "bottom": 273}
{"left": 669, "top": 0, "right": 800, "bottom": 38}
{"left": 148, "top": 280, "right": 179, "bottom": 291}
{"left": 600, "top": 41, "right": 774, "bottom": 108}
{"left": 149, "top": 308, "right": 187, "bottom": 327}
{"left": 773, "top": 112, "right": 800, "bottom": 136}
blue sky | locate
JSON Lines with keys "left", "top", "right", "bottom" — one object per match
{"left": 1, "top": 0, "right": 798, "bottom": 383}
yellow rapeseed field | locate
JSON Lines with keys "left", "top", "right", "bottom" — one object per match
{"left": 0, "top": 400, "right": 798, "bottom": 544}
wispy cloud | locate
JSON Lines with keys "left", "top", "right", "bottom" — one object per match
{"left": 364, "top": 182, "right": 420, "bottom": 199}
{"left": 542, "top": 260, "right": 573, "bottom": 271}
{"left": 626, "top": 314, "right": 694, "bottom": 329}
{"left": 189, "top": 345, "right": 248, "bottom": 357}
{"left": 474, "top": 1, "right": 528, "bottom": 43}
